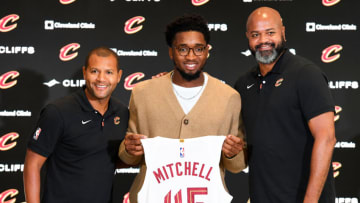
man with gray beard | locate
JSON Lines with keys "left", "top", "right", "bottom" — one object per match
{"left": 234, "top": 7, "right": 336, "bottom": 203}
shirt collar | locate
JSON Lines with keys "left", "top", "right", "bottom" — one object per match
{"left": 74, "top": 86, "right": 116, "bottom": 115}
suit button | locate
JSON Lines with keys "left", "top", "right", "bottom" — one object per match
{"left": 184, "top": 119, "right": 189, "bottom": 125}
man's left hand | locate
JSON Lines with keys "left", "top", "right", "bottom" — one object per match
{"left": 222, "top": 134, "right": 244, "bottom": 159}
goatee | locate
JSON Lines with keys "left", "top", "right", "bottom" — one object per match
{"left": 250, "top": 36, "right": 286, "bottom": 64}
{"left": 174, "top": 65, "right": 203, "bottom": 81}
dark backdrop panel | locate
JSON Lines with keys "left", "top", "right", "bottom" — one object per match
{"left": 1, "top": 0, "right": 359, "bottom": 202}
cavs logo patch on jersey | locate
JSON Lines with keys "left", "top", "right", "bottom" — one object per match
{"left": 275, "top": 78, "right": 284, "bottom": 87}
{"left": 114, "top": 116, "right": 120, "bottom": 125}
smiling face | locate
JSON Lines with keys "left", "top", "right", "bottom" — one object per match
{"left": 82, "top": 53, "right": 121, "bottom": 103}
{"left": 246, "top": 7, "right": 286, "bottom": 64}
{"left": 169, "top": 31, "right": 208, "bottom": 81}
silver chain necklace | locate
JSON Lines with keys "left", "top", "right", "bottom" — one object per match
{"left": 171, "top": 72, "right": 205, "bottom": 100}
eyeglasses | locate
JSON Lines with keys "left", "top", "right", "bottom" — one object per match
{"left": 174, "top": 45, "right": 207, "bottom": 56}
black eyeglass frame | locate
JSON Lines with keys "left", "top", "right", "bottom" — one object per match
{"left": 173, "top": 45, "right": 207, "bottom": 56}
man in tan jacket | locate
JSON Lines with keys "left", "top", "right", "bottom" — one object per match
{"left": 119, "top": 14, "right": 246, "bottom": 203}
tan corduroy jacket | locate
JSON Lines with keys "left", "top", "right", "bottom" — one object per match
{"left": 119, "top": 72, "right": 246, "bottom": 203}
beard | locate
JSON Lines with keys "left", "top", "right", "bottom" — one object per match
{"left": 250, "top": 36, "right": 286, "bottom": 64}
{"left": 174, "top": 62, "right": 204, "bottom": 81}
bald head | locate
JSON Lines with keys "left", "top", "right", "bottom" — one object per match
{"left": 246, "top": 7, "right": 283, "bottom": 32}
{"left": 246, "top": 7, "right": 286, "bottom": 65}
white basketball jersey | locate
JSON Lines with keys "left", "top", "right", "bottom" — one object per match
{"left": 138, "top": 136, "right": 233, "bottom": 203}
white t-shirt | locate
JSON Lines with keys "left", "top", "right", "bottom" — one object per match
{"left": 172, "top": 73, "right": 208, "bottom": 114}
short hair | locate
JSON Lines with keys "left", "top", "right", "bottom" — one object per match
{"left": 165, "top": 14, "right": 210, "bottom": 47}
{"left": 84, "top": 46, "right": 119, "bottom": 70}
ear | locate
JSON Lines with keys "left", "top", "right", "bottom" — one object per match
{"left": 82, "top": 66, "right": 86, "bottom": 79}
{"left": 282, "top": 26, "right": 286, "bottom": 41}
{"left": 117, "top": 69, "right": 122, "bottom": 83}
{"left": 245, "top": 31, "right": 250, "bottom": 40}
{"left": 169, "top": 47, "right": 173, "bottom": 60}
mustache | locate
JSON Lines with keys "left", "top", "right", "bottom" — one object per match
{"left": 255, "top": 42, "right": 275, "bottom": 50}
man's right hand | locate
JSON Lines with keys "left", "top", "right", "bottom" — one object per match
{"left": 124, "top": 133, "right": 147, "bottom": 156}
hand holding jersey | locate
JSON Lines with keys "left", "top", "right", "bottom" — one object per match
{"left": 222, "top": 134, "right": 245, "bottom": 159}
{"left": 124, "top": 133, "right": 244, "bottom": 159}
{"left": 124, "top": 133, "right": 148, "bottom": 156}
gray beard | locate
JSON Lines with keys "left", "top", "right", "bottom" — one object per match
{"left": 251, "top": 36, "right": 286, "bottom": 64}
{"left": 255, "top": 49, "right": 279, "bottom": 64}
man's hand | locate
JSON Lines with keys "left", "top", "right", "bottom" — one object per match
{"left": 222, "top": 134, "right": 244, "bottom": 159}
{"left": 124, "top": 133, "right": 147, "bottom": 156}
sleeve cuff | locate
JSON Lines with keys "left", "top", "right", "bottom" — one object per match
{"left": 118, "top": 140, "right": 142, "bottom": 165}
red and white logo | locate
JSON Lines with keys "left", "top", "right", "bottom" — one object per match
{"left": 321, "top": 44, "right": 342, "bottom": 63}
{"left": 0, "top": 189, "right": 18, "bottom": 203}
{"left": 124, "top": 16, "right": 145, "bottom": 34}
{"left": 207, "top": 44, "right": 212, "bottom": 58}
{"left": 334, "top": 105, "right": 342, "bottom": 122}
{"left": 114, "top": 116, "right": 121, "bottom": 125}
{"left": 0, "top": 132, "right": 19, "bottom": 151}
{"left": 60, "top": 0, "right": 76, "bottom": 4}
{"left": 192, "top": 0, "right": 210, "bottom": 6}
{"left": 0, "top": 71, "right": 20, "bottom": 89}
{"left": 332, "top": 162, "right": 341, "bottom": 178}
{"left": 275, "top": 78, "right": 284, "bottom": 87}
{"left": 124, "top": 72, "right": 145, "bottom": 90}
{"left": 123, "top": 192, "right": 130, "bottom": 203}
{"left": 0, "top": 14, "right": 19, "bottom": 32}
{"left": 322, "top": 0, "right": 341, "bottom": 7}
{"left": 59, "top": 43, "right": 80, "bottom": 61}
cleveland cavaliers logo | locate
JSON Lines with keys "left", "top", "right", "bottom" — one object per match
{"left": 321, "top": 44, "right": 342, "bottom": 63}
{"left": 59, "top": 43, "right": 80, "bottom": 61}
{"left": 322, "top": 0, "right": 341, "bottom": 7}
{"left": 0, "top": 14, "right": 19, "bottom": 32}
{"left": 59, "top": 0, "right": 76, "bottom": 5}
{"left": 124, "top": 72, "right": 145, "bottom": 90}
{"left": 0, "top": 189, "right": 18, "bottom": 203}
{"left": 114, "top": 116, "right": 121, "bottom": 125}
{"left": 334, "top": 105, "right": 342, "bottom": 122}
{"left": 207, "top": 44, "right": 212, "bottom": 58}
{"left": 0, "top": 71, "right": 20, "bottom": 89}
{"left": 0, "top": 132, "right": 19, "bottom": 151}
{"left": 192, "top": 0, "right": 210, "bottom": 6}
{"left": 274, "top": 78, "right": 284, "bottom": 87}
{"left": 332, "top": 162, "right": 342, "bottom": 178}
{"left": 124, "top": 16, "right": 145, "bottom": 34}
